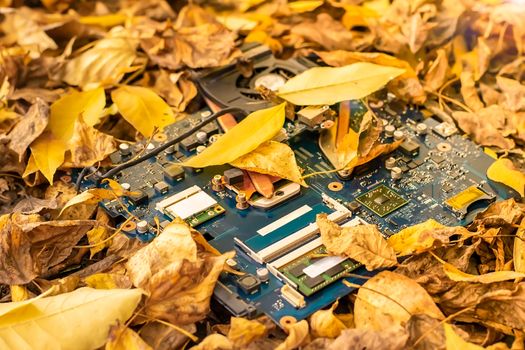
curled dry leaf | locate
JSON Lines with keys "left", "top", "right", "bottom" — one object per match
{"left": 496, "top": 76, "right": 525, "bottom": 113}
{"left": 309, "top": 300, "right": 350, "bottom": 338}
{"left": 424, "top": 49, "right": 449, "bottom": 93}
{"left": 182, "top": 103, "right": 286, "bottom": 168}
{"left": 7, "top": 99, "right": 48, "bottom": 160}
{"left": 105, "top": 323, "right": 152, "bottom": 350}
{"left": 317, "top": 213, "right": 397, "bottom": 270}
{"left": 277, "top": 62, "right": 405, "bottom": 106}
{"left": 190, "top": 334, "right": 232, "bottom": 350}
{"left": 230, "top": 141, "right": 306, "bottom": 186}
{"left": 444, "top": 323, "right": 484, "bottom": 350}
{"left": 514, "top": 218, "right": 525, "bottom": 273}
{"left": 227, "top": 317, "right": 268, "bottom": 346}
{"left": 487, "top": 158, "right": 525, "bottom": 197}
{"left": 354, "top": 271, "right": 444, "bottom": 330}
{"left": 460, "top": 71, "right": 484, "bottom": 112}
{"left": 328, "top": 326, "right": 409, "bottom": 350}
{"left": 0, "top": 288, "right": 142, "bottom": 350}
{"left": 276, "top": 320, "right": 310, "bottom": 350}
{"left": 151, "top": 70, "right": 197, "bottom": 112}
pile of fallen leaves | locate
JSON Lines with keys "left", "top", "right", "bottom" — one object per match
{"left": 0, "top": 0, "right": 524, "bottom": 349}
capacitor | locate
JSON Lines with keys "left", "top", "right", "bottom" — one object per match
{"left": 196, "top": 131, "right": 208, "bottom": 144}
{"left": 226, "top": 258, "right": 239, "bottom": 270}
{"left": 196, "top": 145, "right": 206, "bottom": 154}
{"left": 211, "top": 174, "right": 224, "bottom": 192}
{"left": 393, "top": 130, "right": 405, "bottom": 140}
{"left": 391, "top": 166, "right": 402, "bottom": 180}
{"left": 200, "top": 110, "right": 212, "bottom": 119}
{"left": 209, "top": 134, "right": 220, "bottom": 143}
{"left": 146, "top": 143, "right": 155, "bottom": 151}
{"left": 137, "top": 220, "right": 149, "bottom": 234}
{"left": 257, "top": 268, "right": 269, "bottom": 283}
{"left": 119, "top": 143, "right": 131, "bottom": 156}
{"left": 165, "top": 145, "right": 176, "bottom": 154}
{"left": 121, "top": 182, "right": 131, "bottom": 191}
{"left": 236, "top": 192, "right": 249, "bottom": 210}
{"left": 385, "top": 157, "right": 397, "bottom": 170}
{"left": 416, "top": 123, "right": 428, "bottom": 135}
{"left": 385, "top": 124, "right": 395, "bottom": 137}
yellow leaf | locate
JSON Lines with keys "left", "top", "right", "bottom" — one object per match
{"left": 387, "top": 219, "right": 449, "bottom": 256}
{"left": 64, "top": 37, "right": 137, "bottom": 88}
{"left": 79, "top": 13, "right": 127, "bottom": 27}
{"left": 227, "top": 317, "right": 267, "bottom": 346}
{"left": 487, "top": 158, "right": 525, "bottom": 197}
{"left": 84, "top": 273, "right": 129, "bottom": 290}
{"left": 514, "top": 218, "right": 525, "bottom": 273}
{"left": 87, "top": 226, "right": 111, "bottom": 258}
{"left": 230, "top": 141, "right": 306, "bottom": 186}
{"left": 288, "top": 1, "right": 324, "bottom": 13}
{"left": 106, "top": 324, "right": 152, "bottom": 350}
{"left": 49, "top": 88, "right": 106, "bottom": 142}
{"left": 354, "top": 271, "right": 444, "bottom": 330}
{"left": 341, "top": 5, "right": 379, "bottom": 28}
{"left": 431, "top": 253, "right": 525, "bottom": 283}
{"left": 309, "top": 300, "right": 348, "bottom": 338}
{"left": 276, "top": 320, "right": 309, "bottom": 350}
{"left": 112, "top": 86, "right": 175, "bottom": 137}
{"left": 277, "top": 63, "right": 405, "bottom": 106}
{"left": 10, "top": 286, "right": 30, "bottom": 302}
{"left": 0, "top": 287, "right": 142, "bottom": 350}
{"left": 29, "top": 131, "right": 66, "bottom": 184}
{"left": 191, "top": 334, "right": 232, "bottom": 350}
{"left": 444, "top": 323, "right": 484, "bottom": 350}
{"left": 182, "top": 103, "right": 286, "bottom": 168}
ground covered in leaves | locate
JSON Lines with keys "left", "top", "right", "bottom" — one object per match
{"left": 0, "top": 0, "right": 524, "bottom": 349}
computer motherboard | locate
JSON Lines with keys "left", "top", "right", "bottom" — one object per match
{"left": 77, "top": 45, "right": 517, "bottom": 326}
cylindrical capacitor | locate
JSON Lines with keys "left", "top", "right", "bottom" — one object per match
{"left": 196, "top": 131, "right": 207, "bottom": 144}
{"left": 393, "top": 130, "right": 405, "bottom": 140}
{"left": 385, "top": 157, "right": 397, "bottom": 170}
{"left": 121, "top": 182, "right": 131, "bottom": 191}
{"left": 165, "top": 145, "right": 176, "bottom": 155}
{"left": 257, "top": 268, "right": 269, "bottom": 283}
{"left": 385, "top": 124, "right": 396, "bottom": 137}
{"left": 211, "top": 174, "right": 224, "bottom": 192}
{"left": 200, "top": 110, "right": 212, "bottom": 120}
{"left": 391, "top": 166, "right": 402, "bottom": 180}
{"left": 119, "top": 143, "right": 131, "bottom": 156}
{"left": 226, "top": 258, "right": 239, "bottom": 270}
{"left": 236, "top": 192, "right": 249, "bottom": 210}
{"left": 137, "top": 220, "right": 149, "bottom": 234}
{"left": 416, "top": 123, "right": 428, "bottom": 135}
{"left": 196, "top": 145, "right": 206, "bottom": 154}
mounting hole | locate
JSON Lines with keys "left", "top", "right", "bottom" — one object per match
{"left": 279, "top": 316, "right": 297, "bottom": 329}
{"left": 122, "top": 221, "right": 137, "bottom": 232}
{"left": 153, "top": 133, "right": 168, "bottom": 142}
{"left": 437, "top": 142, "right": 452, "bottom": 152}
{"left": 275, "top": 190, "right": 285, "bottom": 197}
{"left": 328, "top": 182, "right": 344, "bottom": 192}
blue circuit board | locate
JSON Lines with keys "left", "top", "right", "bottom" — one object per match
{"left": 79, "top": 101, "right": 517, "bottom": 325}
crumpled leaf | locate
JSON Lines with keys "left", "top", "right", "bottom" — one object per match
{"left": 141, "top": 322, "right": 196, "bottom": 350}
{"left": 328, "top": 326, "right": 408, "bottom": 350}
{"left": 309, "top": 300, "right": 349, "bottom": 338}
{"left": 182, "top": 103, "right": 286, "bottom": 168}
{"left": 487, "top": 158, "right": 525, "bottom": 197}
{"left": 316, "top": 50, "right": 426, "bottom": 104}
{"left": 444, "top": 323, "right": 484, "bottom": 350}
{"left": 354, "top": 271, "right": 444, "bottom": 330}
{"left": 126, "top": 221, "right": 233, "bottom": 325}
{"left": 460, "top": 71, "right": 485, "bottom": 112}
{"left": 230, "top": 141, "right": 306, "bottom": 186}
{"left": 84, "top": 273, "right": 132, "bottom": 290}
{"left": 496, "top": 76, "right": 525, "bottom": 113}
{"left": 0, "top": 287, "right": 142, "bottom": 350}
{"left": 7, "top": 99, "right": 48, "bottom": 160}
{"left": 277, "top": 62, "right": 405, "bottom": 106}
{"left": 190, "top": 334, "right": 232, "bottom": 350}
{"left": 112, "top": 85, "right": 176, "bottom": 137}
{"left": 387, "top": 219, "right": 469, "bottom": 256}
{"left": 276, "top": 320, "right": 310, "bottom": 350}
{"left": 0, "top": 213, "right": 95, "bottom": 284}
{"left": 28, "top": 131, "right": 67, "bottom": 185}
{"left": 63, "top": 37, "right": 138, "bottom": 88}
{"left": 514, "top": 218, "right": 525, "bottom": 273}
{"left": 10, "top": 285, "right": 31, "bottom": 302}
{"left": 424, "top": 48, "right": 449, "bottom": 92}
{"left": 317, "top": 213, "right": 397, "bottom": 270}
{"left": 151, "top": 70, "right": 197, "bottom": 112}
{"left": 227, "top": 317, "right": 268, "bottom": 346}
{"left": 105, "top": 323, "right": 153, "bottom": 350}
{"left": 86, "top": 209, "right": 112, "bottom": 258}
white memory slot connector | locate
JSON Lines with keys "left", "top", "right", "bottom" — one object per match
{"left": 256, "top": 209, "right": 350, "bottom": 262}
{"left": 155, "top": 185, "right": 201, "bottom": 212}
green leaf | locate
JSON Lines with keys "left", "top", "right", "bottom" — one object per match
{"left": 111, "top": 86, "right": 175, "bottom": 137}
{"left": 182, "top": 103, "right": 286, "bottom": 168}
{"left": 277, "top": 62, "right": 405, "bottom": 105}
{"left": 0, "top": 287, "right": 142, "bottom": 350}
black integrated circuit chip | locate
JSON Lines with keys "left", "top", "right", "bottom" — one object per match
{"left": 303, "top": 275, "right": 326, "bottom": 289}
{"left": 287, "top": 264, "right": 306, "bottom": 278}
{"left": 325, "top": 264, "right": 345, "bottom": 277}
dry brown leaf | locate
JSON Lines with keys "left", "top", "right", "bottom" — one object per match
{"left": 444, "top": 323, "right": 484, "bottom": 350}
{"left": 354, "top": 271, "right": 444, "bottom": 330}
{"left": 190, "top": 334, "right": 233, "bottom": 350}
{"left": 276, "top": 320, "right": 310, "bottom": 350}
{"left": 317, "top": 213, "right": 397, "bottom": 270}
{"left": 328, "top": 326, "right": 409, "bottom": 350}
{"left": 496, "top": 76, "right": 525, "bottom": 113}
{"left": 405, "top": 314, "right": 446, "bottom": 350}
{"left": 227, "top": 317, "right": 268, "bottom": 346}
{"left": 7, "top": 99, "right": 48, "bottom": 160}
{"left": 106, "top": 323, "right": 152, "bottom": 350}
{"left": 309, "top": 300, "right": 349, "bottom": 338}
{"left": 84, "top": 273, "right": 132, "bottom": 290}
{"left": 424, "top": 49, "right": 449, "bottom": 92}
{"left": 230, "top": 141, "right": 306, "bottom": 186}
{"left": 460, "top": 71, "right": 484, "bottom": 112}
{"left": 514, "top": 218, "right": 525, "bottom": 273}
{"left": 141, "top": 322, "right": 196, "bottom": 350}
{"left": 151, "top": 70, "right": 197, "bottom": 112}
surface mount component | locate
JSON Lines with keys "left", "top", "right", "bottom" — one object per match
{"left": 445, "top": 185, "right": 496, "bottom": 218}
{"left": 357, "top": 185, "right": 408, "bottom": 217}
{"left": 237, "top": 274, "right": 261, "bottom": 295}
{"left": 434, "top": 122, "right": 458, "bottom": 138}
{"left": 297, "top": 105, "right": 330, "bottom": 128}
{"left": 400, "top": 139, "right": 420, "bottom": 157}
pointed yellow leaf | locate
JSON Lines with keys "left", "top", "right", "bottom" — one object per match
{"left": 49, "top": 87, "right": 106, "bottom": 142}
{"left": 182, "top": 103, "right": 286, "bottom": 168}
{"left": 79, "top": 13, "right": 127, "bottom": 27}
{"left": 230, "top": 141, "right": 306, "bottom": 186}
{"left": 63, "top": 37, "right": 137, "bottom": 88}
{"left": 444, "top": 323, "right": 484, "bottom": 350}
{"left": 227, "top": 317, "right": 267, "bottom": 346}
{"left": 387, "top": 219, "right": 446, "bottom": 256}
{"left": 288, "top": 1, "right": 324, "bottom": 13}
{"left": 0, "top": 287, "right": 142, "bottom": 350}
{"left": 277, "top": 63, "right": 405, "bottom": 106}
{"left": 30, "top": 131, "right": 66, "bottom": 184}
{"left": 106, "top": 323, "right": 152, "bottom": 350}
{"left": 487, "top": 158, "right": 525, "bottom": 197}
{"left": 111, "top": 86, "right": 175, "bottom": 137}
{"left": 10, "top": 286, "right": 30, "bottom": 302}
{"left": 309, "top": 301, "right": 348, "bottom": 338}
